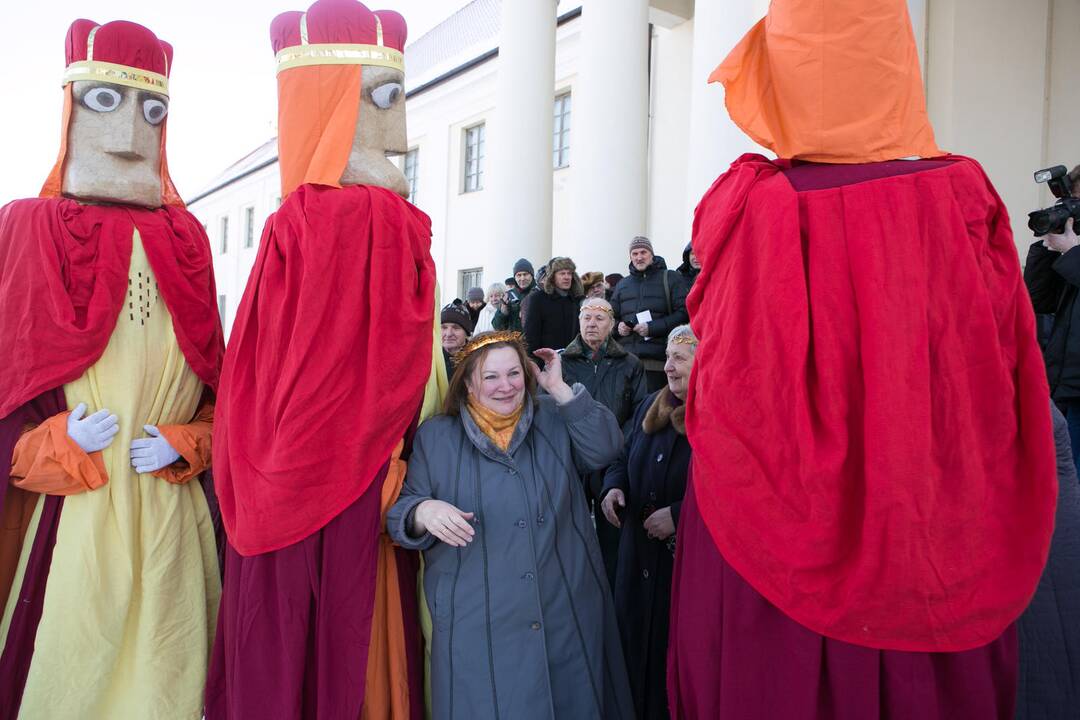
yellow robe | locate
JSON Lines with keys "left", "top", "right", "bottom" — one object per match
{"left": 1, "top": 231, "right": 220, "bottom": 719}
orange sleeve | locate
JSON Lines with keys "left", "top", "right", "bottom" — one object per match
{"left": 152, "top": 401, "right": 213, "bottom": 486}
{"left": 10, "top": 412, "right": 109, "bottom": 495}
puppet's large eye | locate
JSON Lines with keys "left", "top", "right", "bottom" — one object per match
{"left": 371, "top": 83, "right": 402, "bottom": 110}
{"left": 83, "top": 87, "right": 122, "bottom": 113}
{"left": 143, "top": 98, "right": 168, "bottom": 125}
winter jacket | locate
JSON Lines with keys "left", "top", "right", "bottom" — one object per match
{"left": 602, "top": 388, "right": 691, "bottom": 720}
{"left": 474, "top": 303, "right": 498, "bottom": 334}
{"left": 1025, "top": 241, "right": 1080, "bottom": 400}
{"left": 560, "top": 333, "right": 650, "bottom": 590}
{"left": 609, "top": 256, "right": 689, "bottom": 363}
{"left": 387, "top": 386, "right": 634, "bottom": 720}
{"left": 676, "top": 243, "right": 699, "bottom": 293}
{"left": 1017, "top": 400, "right": 1080, "bottom": 719}
{"left": 492, "top": 281, "right": 537, "bottom": 333}
{"left": 524, "top": 272, "right": 584, "bottom": 356}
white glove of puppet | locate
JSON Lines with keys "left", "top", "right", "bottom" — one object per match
{"left": 130, "top": 425, "right": 181, "bottom": 473}
{"left": 66, "top": 402, "right": 120, "bottom": 453}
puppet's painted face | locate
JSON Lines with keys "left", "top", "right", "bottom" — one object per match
{"left": 62, "top": 80, "right": 166, "bottom": 208}
{"left": 339, "top": 65, "right": 409, "bottom": 198}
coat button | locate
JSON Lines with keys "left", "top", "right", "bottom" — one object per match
{"left": 531, "top": 622, "right": 542, "bottom": 631}
{"left": 517, "top": 519, "right": 527, "bottom": 528}
{"left": 523, "top": 572, "right": 535, "bottom": 581}
{"left": 642, "top": 569, "right": 650, "bottom": 579}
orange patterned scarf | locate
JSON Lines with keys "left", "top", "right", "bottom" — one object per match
{"left": 466, "top": 396, "right": 523, "bottom": 451}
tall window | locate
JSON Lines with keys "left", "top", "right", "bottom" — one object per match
{"left": 404, "top": 148, "right": 419, "bottom": 204}
{"left": 219, "top": 216, "right": 229, "bottom": 254}
{"left": 463, "top": 124, "right": 485, "bottom": 193}
{"left": 243, "top": 206, "right": 255, "bottom": 249}
{"left": 275, "top": 196, "right": 282, "bottom": 208}
{"left": 218, "top": 294, "right": 227, "bottom": 323}
{"left": 553, "top": 92, "right": 571, "bottom": 169}
{"left": 459, "top": 267, "right": 483, "bottom": 300}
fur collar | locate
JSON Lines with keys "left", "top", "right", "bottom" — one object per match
{"left": 643, "top": 387, "right": 686, "bottom": 435}
{"left": 562, "top": 334, "right": 627, "bottom": 360}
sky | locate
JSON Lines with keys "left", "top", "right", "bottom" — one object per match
{"left": 0, "top": 0, "right": 471, "bottom": 206}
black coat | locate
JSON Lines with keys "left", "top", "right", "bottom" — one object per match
{"left": 560, "top": 334, "right": 650, "bottom": 590}
{"left": 524, "top": 289, "right": 582, "bottom": 356}
{"left": 609, "top": 256, "right": 689, "bottom": 362}
{"left": 1025, "top": 241, "right": 1080, "bottom": 400}
{"left": 602, "top": 389, "right": 691, "bottom": 720}
{"left": 1017, "top": 401, "right": 1080, "bottom": 719}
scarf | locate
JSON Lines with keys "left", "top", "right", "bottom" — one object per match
{"left": 466, "top": 395, "right": 523, "bottom": 451}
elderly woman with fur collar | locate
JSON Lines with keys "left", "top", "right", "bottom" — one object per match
{"left": 524, "top": 256, "right": 585, "bottom": 361}
{"left": 601, "top": 324, "right": 697, "bottom": 720}
{"left": 561, "top": 297, "right": 649, "bottom": 588}
{"left": 387, "top": 331, "right": 633, "bottom": 719}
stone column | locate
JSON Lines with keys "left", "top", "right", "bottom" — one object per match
{"left": 488, "top": 0, "right": 559, "bottom": 285}
{"left": 564, "top": 0, "right": 650, "bottom": 274}
{"left": 684, "top": 0, "right": 769, "bottom": 215}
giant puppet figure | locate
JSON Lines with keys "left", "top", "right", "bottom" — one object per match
{"left": 207, "top": 1, "right": 439, "bottom": 718}
{"left": 668, "top": 1, "right": 1058, "bottom": 718}
{"left": 0, "top": 19, "right": 224, "bottom": 720}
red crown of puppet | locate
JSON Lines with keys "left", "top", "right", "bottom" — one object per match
{"left": 62, "top": 19, "right": 173, "bottom": 97}
{"left": 271, "top": 0, "right": 407, "bottom": 75}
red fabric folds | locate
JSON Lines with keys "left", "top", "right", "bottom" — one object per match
{"left": 213, "top": 183, "right": 436, "bottom": 556}
{"left": 686, "top": 154, "right": 1056, "bottom": 651}
{"left": 0, "top": 198, "right": 223, "bottom": 418}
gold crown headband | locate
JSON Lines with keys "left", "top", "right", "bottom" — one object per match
{"left": 451, "top": 331, "right": 526, "bottom": 368}
{"left": 670, "top": 333, "right": 698, "bottom": 346}
{"left": 275, "top": 12, "right": 405, "bottom": 73}
{"left": 579, "top": 299, "right": 615, "bottom": 318}
{"left": 62, "top": 25, "right": 170, "bottom": 96}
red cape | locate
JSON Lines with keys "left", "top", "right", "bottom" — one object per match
{"left": 686, "top": 154, "right": 1056, "bottom": 652}
{"left": 214, "top": 184, "right": 436, "bottom": 556}
{"left": 0, "top": 198, "right": 223, "bottom": 418}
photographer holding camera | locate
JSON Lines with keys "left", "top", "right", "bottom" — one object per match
{"left": 1025, "top": 164, "right": 1080, "bottom": 473}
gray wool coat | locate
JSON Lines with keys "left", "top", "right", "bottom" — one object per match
{"left": 387, "top": 385, "right": 634, "bottom": 720}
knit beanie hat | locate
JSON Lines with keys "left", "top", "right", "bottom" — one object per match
{"left": 466, "top": 287, "right": 485, "bottom": 302}
{"left": 606, "top": 273, "right": 624, "bottom": 288}
{"left": 441, "top": 300, "right": 474, "bottom": 334}
{"left": 629, "top": 236, "right": 653, "bottom": 253}
{"left": 513, "top": 258, "right": 535, "bottom": 276}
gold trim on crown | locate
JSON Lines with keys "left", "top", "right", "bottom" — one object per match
{"left": 63, "top": 60, "right": 169, "bottom": 96}
{"left": 275, "top": 43, "right": 404, "bottom": 73}
{"left": 451, "top": 331, "right": 525, "bottom": 368}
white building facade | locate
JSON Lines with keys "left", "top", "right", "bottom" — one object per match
{"left": 189, "top": 0, "right": 1080, "bottom": 337}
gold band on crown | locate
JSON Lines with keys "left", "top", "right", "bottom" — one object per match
{"left": 277, "top": 11, "right": 403, "bottom": 74}
{"left": 451, "top": 331, "right": 526, "bottom": 368}
{"left": 62, "top": 60, "right": 169, "bottom": 95}
{"left": 670, "top": 333, "right": 698, "bottom": 346}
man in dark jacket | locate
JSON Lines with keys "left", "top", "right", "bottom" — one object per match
{"left": 524, "top": 256, "right": 584, "bottom": 360}
{"left": 1025, "top": 217, "right": 1080, "bottom": 474}
{"left": 677, "top": 241, "right": 700, "bottom": 293}
{"left": 560, "top": 297, "right": 649, "bottom": 589}
{"left": 440, "top": 300, "right": 473, "bottom": 380}
{"left": 493, "top": 258, "right": 537, "bottom": 332}
{"left": 610, "top": 236, "right": 690, "bottom": 391}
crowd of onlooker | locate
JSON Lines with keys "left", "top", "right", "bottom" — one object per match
{"left": 431, "top": 235, "right": 701, "bottom": 718}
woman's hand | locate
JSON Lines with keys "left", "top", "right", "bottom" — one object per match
{"left": 601, "top": 489, "right": 626, "bottom": 528}
{"left": 644, "top": 506, "right": 675, "bottom": 540}
{"left": 530, "top": 349, "right": 574, "bottom": 404}
{"left": 413, "top": 499, "right": 475, "bottom": 547}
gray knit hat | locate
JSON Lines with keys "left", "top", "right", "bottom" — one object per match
{"left": 513, "top": 258, "right": 535, "bottom": 276}
{"left": 629, "top": 236, "right": 653, "bottom": 253}
{"left": 466, "top": 287, "right": 485, "bottom": 302}
{"left": 441, "top": 301, "right": 474, "bottom": 334}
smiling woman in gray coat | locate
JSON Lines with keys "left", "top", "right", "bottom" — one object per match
{"left": 387, "top": 331, "right": 633, "bottom": 720}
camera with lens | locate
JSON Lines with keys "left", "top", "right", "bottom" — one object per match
{"left": 1028, "top": 165, "right": 1080, "bottom": 236}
